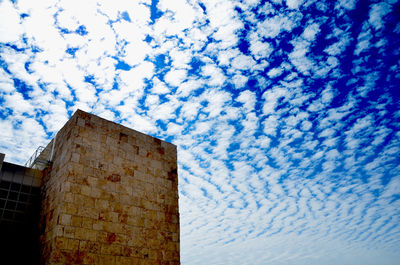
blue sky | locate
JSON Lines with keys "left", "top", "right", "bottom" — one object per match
{"left": 1, "top": 0, "right": 400, "bottom": 264}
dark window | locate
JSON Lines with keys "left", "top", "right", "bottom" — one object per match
{"left": 5, "top": 200, "right": 16, "bottom": 210}
{"left": 21, "top": 185, "right": 31, "bottom": 193}
{"left": 19, "top": 193, "right": 29, "bottom": 202}
{"left": 0, "top": 189, "right": 8, "bottom": 198}
{"left": 16, "top": 203, "right": 26, "bottom": 212}
{"left": 10, "top": 183, "right": 21, "bottom": 192}
{"left": 3, "top": 210, "right": 14, "bottom": 219}
{"left": 8, "top": 191, "right": 19, "bottom": 200}
{"left": 0, "top": 181, "right": 10, "bottom": 189}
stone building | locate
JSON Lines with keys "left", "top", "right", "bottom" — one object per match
{"left": 0, "top": 110, "right": 180, "bottom": 265}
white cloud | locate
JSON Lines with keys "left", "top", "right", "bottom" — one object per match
{"left": 302, "top": 23, "right": 320, "bottom": 41}
{"left": 167, "top": 122, "right": 184, "bottom": 135}
{"left": 267, "top": 67, "right": 284, "bottom": 78}
{"left": 205, "top": 0, "right": 242, "bottom": 48}
{"left": 369, "top": 2, "right": 392, "bottom": 31}
{"left": 354, "top": 25, "right": 372, "bottom": 56}
{"left": 301, "top": 120, "right": 313, "bottom": 131}
{"left": 201, "top": 64, "right": 226, "bottom": 87}
{"left": 195, "top": 121, "right": 212, "bottom": 135}
{"left": 257, "top": 14, "right": 299, "bottom": 39}
{"left": 237, "top": 90, "right": 256, "bottom": 112}
{"left": 286, "top": 0, "right": 305, "bottom": 10}
{"left": 288, "top": 38, "right": 314, "bottom": 75}
{"left": 202, "top": 89, "right": 232, "bottom": 118}
{"left": 0, "top": 1, "right": 23, "bottom": 43}
{"left": 382, "top": 177, "right": 400, "bottom": 198}
{"left": 180, "top": 99, "right": 201, "bottom": 121}
{"left": 263, "top": 115, "right": 279, "bottom": 136}
{"left": 232, "top": 74, "right": 248, "bottom": 88}
{"left": 151, "top": 77, "right": 170, "bottom": 94}
{"left": 324, "top": 34, "right": 351, "bottom": 56}
{"left": 0, "top": 69, "right": 15, "bottom": 93}
{"left": 169, "top": 48, "right": 192, "bottom": 69}
{"left": 262, "top": 86, "right": 290, "bottom": 115}
{"left": 217, "top": 48, "right": 240, "bottom": 66}
{"left": 119, "top": 61, "right": 154, "bottom": 88}
{"left": 56, "top": 9, "right": 80, "bottom": 31}
{"left": 3, "top": 92, "right": 34, "bottom": 115}
{"left": 86, "top": 57, "right": 116, "bottom": 92}
{"left": 231, "top": 54, "right": 256, "bottom": 70}
{"left": 117, "top": 98, "right": 157, "bottom": 134}
{"left": 164, "top": 69, "right": 187, "bottom": 87}
{"left": 158, "top": 0, "right": 198, "bottom": 30}
{"left": 335, "top": 0, "right": 357, "bottom": 10}
{"left": 176, "top": 78, "right": 204, "bottom": 98}
{"left": 97, "top": 61, "right": 154, "bottom": 109}
{"left": 23, "top": 9, "right": 66, "bottom": 61}
{"left": 248, "top": 38, "right": 273, "bottom": 60}
{"left": 321, "top": 86, "right": 335, "bottom": 104}
{"left": 123, "top": 39, "right": 151, "bottom": 66}
{"left": 151, "top": 97, "right": 180, "bottom": 121}
{"left": 41, "top": 99, "right": 69, "bottom": 133}
{"left": 0, "top": 116, "right": 48, "bottom": 164}
{"left": 186, "top": 27, "right": 209, "bottom": 50}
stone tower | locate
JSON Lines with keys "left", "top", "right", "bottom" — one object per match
{"left": 39, "top": 110, "right": 179, "bottom": 264}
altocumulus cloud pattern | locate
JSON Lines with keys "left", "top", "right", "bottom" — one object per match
{"left": 1, "top": 0, "right": 400, "bottom": 264}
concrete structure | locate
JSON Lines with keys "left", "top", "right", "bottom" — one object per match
{"left": 0, "top": 110, "right": 180, "bottom": 265}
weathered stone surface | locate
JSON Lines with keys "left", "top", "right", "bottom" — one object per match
{"left": 40, "top": 109, "right": 179, "bottom": 264}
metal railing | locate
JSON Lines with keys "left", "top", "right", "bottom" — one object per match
{"left": 24, "top": 135, "right": 57, "bottom": 170}
{"left": 24, "top": 146, "right": 46, "bottom": 168}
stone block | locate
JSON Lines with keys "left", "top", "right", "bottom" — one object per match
{"left": 101, "top": 243, "right": 122, "bottom": 256}
{"left": 77, "top": 206, "right": 99, "bottom": 219}
{"left": 54, "top": 236, "right": 69, "bottom": 250}
{"left": 67, "top": 238, "right": 80, "bottom": 251}
{"left": 99, "top": 255, "right": 115, "bottom": 265}
{"left": 55, "top": 226, "right": 64, "bottom": 237}
{"left": 82, "top": 217, "right": 94, "bottom": 229}
{"left": 81, "top": 185, "right": 93, "bottom": 197}
{"left": 95, "top": 199, "right": 110, "bottom": 210}
{"left": 71, "top": 215, "right": 82, "bottom": 227}
{"left": 71, "top": 153, "right": 80, "bottom": 163}
{"left": 58, "top": 214, "right": 72, "bottom": 226}
{"left": 75, "top": 227, "right": 89, "bottom": 240}
{"left": 77, "top": 117, "right": 85, "bottom": 127}
{"left": 83, "top": 252, "right": 98, "bottom": 264}
{"left": 92, "top": 221, "right": 104, "bottom": 231}
{"left": 63, "top": 226, "right": 75, "bottom": 239}
{"left": 115, "top": 256, "right": 136, "bottom": 265}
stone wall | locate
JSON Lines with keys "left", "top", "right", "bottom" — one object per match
{"left": 40, "top": 110, "right": 179, "bottom": 265}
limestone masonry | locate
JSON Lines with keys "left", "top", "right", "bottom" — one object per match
{"left": 0, "top": 109, "right": 180, "bottom": 265}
